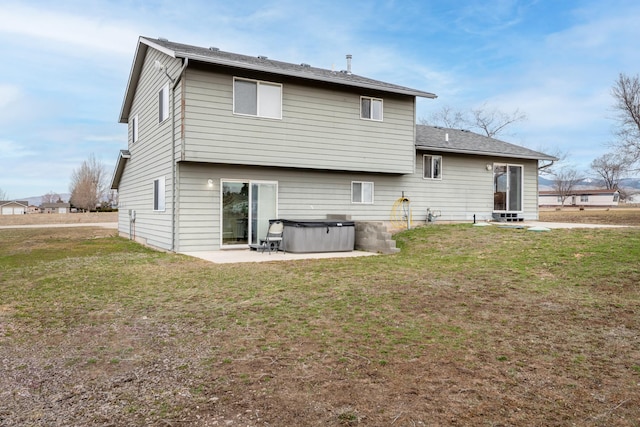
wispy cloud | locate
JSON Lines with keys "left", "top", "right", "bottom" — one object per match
{"left": 0, "top": 3, "right": 139, "bottom": 56}
{"left": 0, "top": 139, "right": 38, "bottom": 159}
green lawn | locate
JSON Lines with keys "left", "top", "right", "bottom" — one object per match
{"left": 1, "top": 225, "right": 639, "bottom": 426}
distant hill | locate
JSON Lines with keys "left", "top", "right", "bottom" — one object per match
{"left": 539, "top": 176, "right": 640, "bottom": 190}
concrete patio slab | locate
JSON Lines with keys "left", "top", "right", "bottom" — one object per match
{"left": 181, "top": 249, "right": 378, "bottom": 264}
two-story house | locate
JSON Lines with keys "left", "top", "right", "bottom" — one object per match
{"left": 111, "top": 37, "right": 555, "bottom": 252}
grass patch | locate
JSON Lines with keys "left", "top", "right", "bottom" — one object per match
{"left": 1, "top": 225, "right": 639, "bottom": 425}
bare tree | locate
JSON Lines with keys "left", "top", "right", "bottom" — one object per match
{"left": 552, "top": 166, "right": 583, "bottom": 207}
{"left": 611, "top": 73, "right": 640, "bottom": 162}
{"left": 422, "top": 104, "right": 526, "bottom": 138}
{"left": 536, "top": 146, "right": 568, "bottom": 176}
{"left": 69, "top": 154, "right": 108, "bottom": 212}
{"left": 590, "top": 151, "right": 633, "bottom": 190}
{"left": 470, "top": 104, "right": 527, "bottom": 138}
{"left": 41, "top": 191, "right": 62, "bottom": 204}
{"left": 0, "top": 188, "right": 7, "bottom": 200}
{"left": 420, "top": 105, "right": 466, "bottom": 129}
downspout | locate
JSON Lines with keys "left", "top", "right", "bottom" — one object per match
{"left": 538, "top": 159, "right": 555, "bottom": 171}
{"left": 537, "top": 159, "right": 555, "bottom": 220}
{"left": 170, "top": 58, "right": 189, "bottom": 252}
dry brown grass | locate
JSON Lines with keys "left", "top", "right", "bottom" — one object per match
{"left": 0, "top": 212, "right": 117, "bottom": 226}
{"left": 540, "top": 207, "right": 640, "bottom": 226}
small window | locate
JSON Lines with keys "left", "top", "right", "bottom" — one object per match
{"left": 153, "top": 177, "right": 166, "bottom": 211}
{"left": 557, "top": 196, "right": 562, "bottom": 202}
{"left": 360, "top": 96, "right": 383, "bottom": 121}
{"left": 613, "top": 193, "right": 619, "bottom": 202}
{"left": 580, "top": 195, "right": 589, "bottom": 202}
{"left": 423, "top": 155, "right": 442, "bottom": 179}
{"left": 131, "top": 114, "right": 139, "bottom": 143}
{"left": 352, "top": 181, "right": 374, "bottom": 204}
{"left": 159, "top": 84, "right": 169, "bottom": 123}
{"left": 233, "top": 78, "right": 282, "bottom": 119}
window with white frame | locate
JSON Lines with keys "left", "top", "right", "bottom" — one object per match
{"left": 159, "top": 84, "right": 169, "bottom": 123}
{"left": 580, "top": 195, "right": 589, "bottom": 202}
{"left": 423, "top": 154, "right": 442, "bottom": 179}
{"left": 360, "top": 96, "right": 383, "bottom": 121}
{"left": 131, "top": 114, "right": 139, "bottom": 143}
{"left": 352, "top": 181, "right": 374, "bottom": 204}
{"left": 153, "top": 177, "right": 166, "bottom": 211}
{"left": 233, "top": 78, "right": 282, "bottom": 119}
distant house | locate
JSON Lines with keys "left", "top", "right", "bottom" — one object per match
{"left": 40, "top": 202, "right": 71, "bottom": 214}
{"left": 0, "top": 201, "right": 28, "bottom": 215}
{"left": 27, "top": 205, "right": 41, "bottom": 214}
{"left": 539, "top": 189, "right": 620, "bottom": 207}
{"left": 110, "top": 36, "right": 556, "bottom": 252}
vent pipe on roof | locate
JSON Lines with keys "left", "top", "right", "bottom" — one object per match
{"left": 346, "top": 54, "right": 352, "bottom": 74}
{"left": 445, "top": 133, "right": 449, "bottom": 142}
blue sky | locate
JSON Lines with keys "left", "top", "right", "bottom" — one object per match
{"left": 1, "top": 0, "right": 639, "bottom": 199}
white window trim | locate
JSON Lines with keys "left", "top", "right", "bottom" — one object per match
{"left": 153, "top": 176, "right": 166, "bottom": 212}
{"left": 493, "top": 162, "right": 524, "bottom": 213}
{"left": 360, "top": 96, "right": 383, "bottom": 121}
{"left": 351, "top": 181, "right": 374, "bottom": 204}
{"left": 422, "top": 154, "right": 443, "bottom": 180}
{"left": 131, "top": 114, "right": 139, "bottom": 143}
{"left": 233, "top": 77, "right": 283, "bottom": 119}
{"left": 159, "top": 84, "right": 169, "bottom": 123}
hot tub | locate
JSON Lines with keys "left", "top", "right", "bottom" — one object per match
{"left": 278, "top": 219, "right": 355, "bottom": 253}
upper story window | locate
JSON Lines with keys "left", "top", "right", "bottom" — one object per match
{"left": 352, "top": 181, "right": 374, "bottom": 204}
{"left": 423, "top": 154, "right": 442, "bottom": 180}
{"left": 159, "top": 84, "right": 169, "bottom": 123}
{"left": 360, "top": 96, "right": 383, "bottom": 121}
{"left": 233, "top": 78, "right": 282, "bottom": 119}
{"left": 131, "top": 114, "right": 139, "bottom": 144}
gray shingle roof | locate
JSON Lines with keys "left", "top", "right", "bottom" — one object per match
{"left": 416, "top": 125, "right": 557, "bottom": 161}
{"left": 144, "top": 37, "right": 437, "bottom": 99}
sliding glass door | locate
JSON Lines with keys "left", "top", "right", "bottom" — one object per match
{"left": 493, "top": 164, "right": 523, "bottom": 212}
{"left": 221, "top": 180, "right": 277, "bottom": 247}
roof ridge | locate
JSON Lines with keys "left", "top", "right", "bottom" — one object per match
{"left": 140, "top": 36, "right": 437, "bottom": 99}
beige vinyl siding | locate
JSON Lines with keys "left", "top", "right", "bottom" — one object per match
{"left": 181, "top": 68, "right": 416, "bottom": 174}
{"left": 117, "top": 48, "right": 183, "bottom": 250}
{"left": 175, "top": 156, "right": 540, "bottom": 251}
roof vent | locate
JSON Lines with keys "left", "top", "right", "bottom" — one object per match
{"left": 209, "top": 46, "right": 219, "bottom": 51}
{"left": 300, "top": 63, "right": 311, "bottom": 68}
{"left": 445, "top": 133, "right": 449, "bottom": 142}
{"left": 346, "top": 54, "right": 352, "bottom": 74}
{"left": 158, "top": 37, "right": 168, "bottom": 42}
{"left": 257, "top": 55, "right": 268, "bottom": 60}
